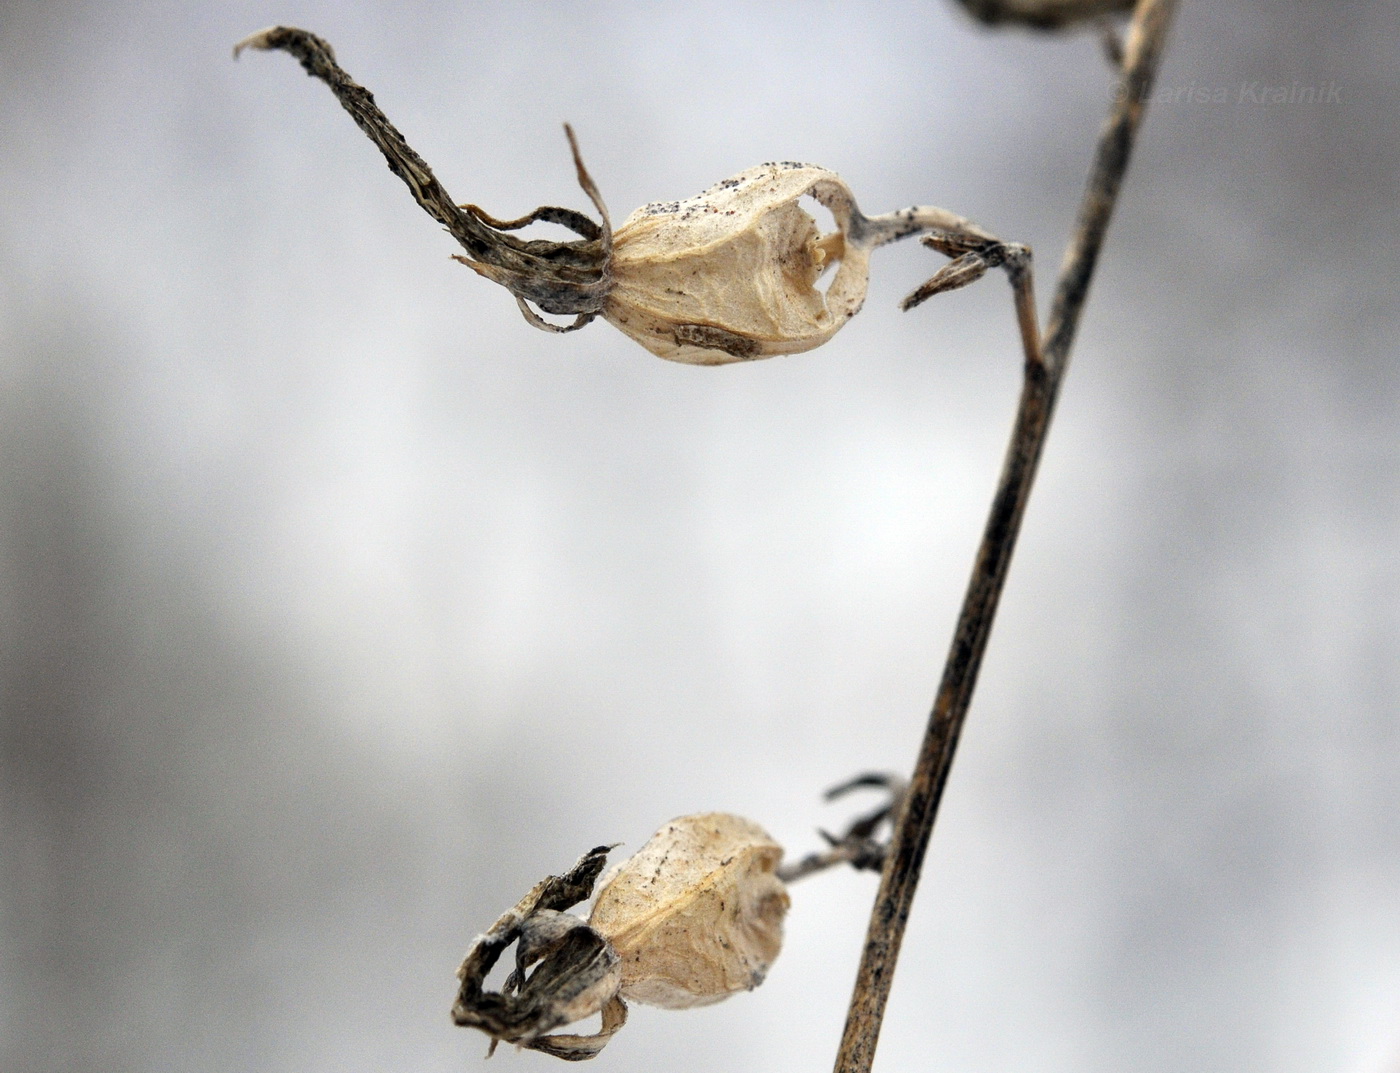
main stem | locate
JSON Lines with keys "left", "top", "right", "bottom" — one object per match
{"left": 832, "top": 3, "right": 1178, "bottom": 1071}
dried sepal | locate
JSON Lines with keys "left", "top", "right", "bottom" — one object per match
{"left": 452, "top": 845, "right": 626, "bottom": 1060}
{"left": 588, "top": 814, "right": 791, "bottom": 1008}
{"left": 523, "top": 994, "right": 628, "bottom": 1062}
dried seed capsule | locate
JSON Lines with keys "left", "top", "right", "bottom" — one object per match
{"left": 240, "top": 29, "right": 1011, "bottom": 362}
{"left": 600, "top": 161, "right": 1003, "bottom": 364}
{"left": 589, "top": 813, "right": 791, "bottom": 1009}
{"left": 602, "top": 164, "right": 873, "bottom": 365}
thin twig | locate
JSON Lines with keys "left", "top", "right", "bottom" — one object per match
{"left": 832, "top": 3, "right": 1177, "bottom": 1072}
{"left": 777, "top": 774, "right": 907, "bottom": 884}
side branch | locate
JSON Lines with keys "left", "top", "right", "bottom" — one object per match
{"left": 832, "top": 4, "right": 1178, "bottom": 1073}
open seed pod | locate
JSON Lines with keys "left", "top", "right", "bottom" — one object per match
{"left": 589, "top": 813, "right": 791, "bottom": 1008}
{"left": 601, "top": 162, "right": 1004, "bottom": 365}
{"left": 603, "top": 164, "right": 875, "bottom": 365}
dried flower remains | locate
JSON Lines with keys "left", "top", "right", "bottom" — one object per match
{"left": 236, "top": 26, "right": 1041, "bottom": 369}
{"left": 451, "top": 814, "right": 790, "bottom": 1060}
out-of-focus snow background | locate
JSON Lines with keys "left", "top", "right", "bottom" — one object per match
{"left": 3, "top": 3, "right": 1397, "bottom": 1072}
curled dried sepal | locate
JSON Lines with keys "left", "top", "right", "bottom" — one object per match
{"left": 589, "top": 814, "right": 791, "bottom": 1008}
{"left": 452, "top": 845, "right": 628, "bottom": 1060}
{"left": 523, "top": 994, "right": 628, "bottom": 1062}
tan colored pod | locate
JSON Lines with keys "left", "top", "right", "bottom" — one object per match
{"left": 604, "top": 164, "right": 874, "bottom": 365}
{"left": 588, "top": 813, "right": 790, "bottom": 1008}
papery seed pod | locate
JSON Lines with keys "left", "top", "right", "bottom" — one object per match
{"left": 589, "top": 813, "right": 790, "bottom": 1009}
{"left": 602, "top": 164, "right": 871, "bottom": 365}
{"left": 601, "top": 162, "right": 1003, "bottom": 365}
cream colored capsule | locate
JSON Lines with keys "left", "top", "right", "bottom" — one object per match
{"left": 603, "top": 164, "right": 874, "bottom": 365}
{"left": 589, "top": 813, "right": 790, "bottom": 1008}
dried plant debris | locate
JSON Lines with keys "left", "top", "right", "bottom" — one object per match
{"left": 452, "top": 844, "right": 624, "bottom": 1060}
{"left": 453, "top": 815, "right": 790, "bottom": 1060}
{"left": 237, "top": 26, "right": 1029, "bottom": 365}
{"left": 953, "top": 0, "right": 1133, "bottom": 29}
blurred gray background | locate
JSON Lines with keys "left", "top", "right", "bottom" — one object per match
{"left": 2, "top": 2, "right": 1397, "bottom": 1071}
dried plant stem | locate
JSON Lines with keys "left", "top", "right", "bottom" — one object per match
{"left": 234, "top": 26, "right": 611, "bottom": 321}
{"left": 832, "top": 3, "right": 1177, "bottom": 1072}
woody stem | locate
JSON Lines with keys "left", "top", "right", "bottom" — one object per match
{"left": 234, "top": 26, "right": 499, "bottom": 261}
{"left": 832, "top": 3, "right": 1178, "bottom": 1072}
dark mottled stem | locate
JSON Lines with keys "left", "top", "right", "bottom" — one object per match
{"left": 833, "top": 3, "right": 1177, "bottom": 1072}
{"left": 235, "top": 27, "right": 499, "bottom": 261}
{"left": 235, "top": 26, "right": 611, "bottom": 320}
